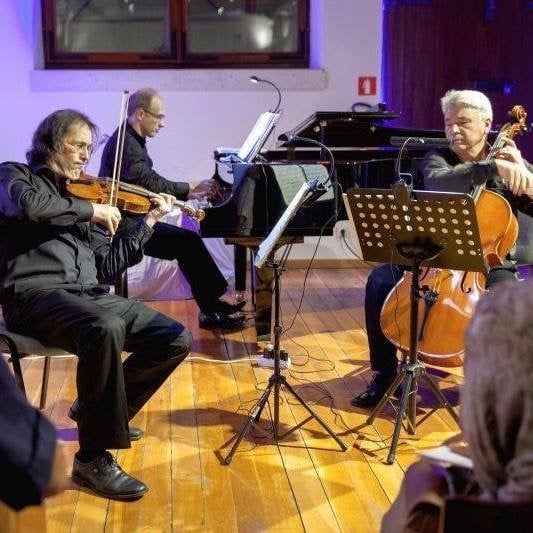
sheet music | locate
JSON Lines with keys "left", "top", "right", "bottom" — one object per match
{"left": 255, "top": 182, "right": 312, "bottom": 269}
{"left": 237, "top": 111, "right": 280, "bottom": 162}
{"left": 270, "top": 164, "right": 333, "bottom": 204}
{"left": 419, "top": 445, "right": 473, "bottom": 469}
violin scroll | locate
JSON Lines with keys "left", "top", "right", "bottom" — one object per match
{"left": 174, "top": 200, "right": 206, "bottom": 221}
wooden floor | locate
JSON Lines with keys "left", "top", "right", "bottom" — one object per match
{"left": 14, "top": 268, "right": 462, "bottom": 532}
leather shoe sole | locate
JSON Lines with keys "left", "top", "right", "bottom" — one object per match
{"left": 68, "top": 400, "right": 144, "bottom": 441}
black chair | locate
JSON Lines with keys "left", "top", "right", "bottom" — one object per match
{"left": 114, "top": 270, "right": 129, "bottom": 298}
{"left": 0, "top": 317, "right": 74, "bottom": 409}
{"left": 442, "top": 496, "right": 533, "bottom": 533}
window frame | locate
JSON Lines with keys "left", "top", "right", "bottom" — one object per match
{"left": 41, "top": 0, "right": 310, "bottom": 69}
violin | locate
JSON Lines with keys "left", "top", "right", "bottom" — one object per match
{"left": 64, "top": 90, "right": 205, "bottom": 222}
{"left": 66, "top": 174, "right": 206, "bottom": 221}
{"left": 379, "top": 105, "right": 528, "bottom": 367}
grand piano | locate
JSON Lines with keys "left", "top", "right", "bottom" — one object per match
{"left": 200, "top": 110, "right": 443, "bottom": 340}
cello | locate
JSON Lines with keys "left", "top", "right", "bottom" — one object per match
{"left": 379, "top": 105, "right": 529, "bottom": 367}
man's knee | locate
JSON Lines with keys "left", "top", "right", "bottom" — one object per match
{"left": 366, "top": 265, "right": 398, "bottom": 300}
{"left": 164, "top": 326, "right": 192, "bottom": 362}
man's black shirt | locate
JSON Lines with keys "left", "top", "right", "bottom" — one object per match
{"left": 0, "top": 162, "right": 154, "bottom": 302}
{"left": 99, "top": 123, "right": 189, "bottom": 200}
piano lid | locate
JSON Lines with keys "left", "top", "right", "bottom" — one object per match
{"left": 276, "top": 111, "right": 443, "bottom": 148}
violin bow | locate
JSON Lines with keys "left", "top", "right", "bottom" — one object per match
{"left": 109, "top": 90, "right": 130, "bottom": 208}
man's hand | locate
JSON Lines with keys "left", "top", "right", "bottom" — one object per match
{"left": 91, "top": 203, "right": 122, "bottom": 235}
{"left": 495, "top": 138, "right": 524, "bottom": 166}
{"left": 144, "top": 192, "right": 175, "bottom": 227}
{"left": 43, "top": 441, "right": 72, "bottom": 497}
{"left": 495, "top": 158, "right": 533, "bottom": 196}
{"left": 187, "top": 179, "right": 219, "bottom": 202}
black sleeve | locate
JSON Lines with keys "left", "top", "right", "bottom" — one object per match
{"left": 101, "top": 131, "right": 190, "bottom": 200}
{"left": 421, "top": 151, "right": 498, "bottom": 193}
{"left": 90, "top": 219, "right": 154, "bottom": 282}
{"left": 0, "top": 162, "right": 93, "bottom": 225}
{"left": 0, "top": 357, "right": 57, "bottom": 510}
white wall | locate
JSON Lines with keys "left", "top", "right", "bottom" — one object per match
{"left": 1, "top": 0, "right": 383, "bottom": 263}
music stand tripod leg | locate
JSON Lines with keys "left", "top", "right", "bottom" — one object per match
{"left": 420, "top": 371, "right": 460, "bottom": 424}
{"left": 224, "top": 379, "right": 275, "bottom": 465}
{"left": 278, "top": 379, "right": 348, "bottom": 449}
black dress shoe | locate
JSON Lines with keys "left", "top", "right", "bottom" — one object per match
{"left": 72, "top": 452, "right": 148, "bottom": 501}
{"left": 212, "top": 299, "right": 247, "bottom": 314}
{"left": 199, "top": 311, "right": 246, "bottom": 331}
{"left": 351, "top": 372, "right": 397, "bottom": 408}
{"left": 68, "top": 400, "right": 144, "bottom": 441}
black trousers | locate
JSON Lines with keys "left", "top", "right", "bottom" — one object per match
{"left": 3, "top": 287, "right": 192, "bottom": 450}
{"left": 143, "top": 222, "right": 229, "bottom": 312}
{"left": 365, "top": 263, "right": 518, "bottom": 376}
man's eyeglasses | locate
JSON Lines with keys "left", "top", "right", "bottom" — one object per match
{"left": 143, "top": 108, "right": 165, "bottom": 121}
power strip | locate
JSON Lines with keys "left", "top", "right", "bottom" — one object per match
{"left": 257, "top": 356, "right": 291, "bottom": 369}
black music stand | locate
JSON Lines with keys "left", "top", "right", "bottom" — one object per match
{"left": 224, "top": 180, "right": 347, "bottom": 464}
{"left": 344, "top": 182, "right": 486, "bottom": 464}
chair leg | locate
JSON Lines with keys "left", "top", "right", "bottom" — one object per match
{"left": 114, "top": 270, "right": 129, "bottom": 298}
{"left": 39, "top": 356, "right": 52, "bottom": 410}
{"left": 0, "top": 333, "right": 26, "bottom": 397}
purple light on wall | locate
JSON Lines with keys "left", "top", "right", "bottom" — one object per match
{"left": 309, "top": 0, "right": 323, "bottom": 69}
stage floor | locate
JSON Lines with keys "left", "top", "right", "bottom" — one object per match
{"left": 12, "top": 267, "right": 461, "bottom": 533}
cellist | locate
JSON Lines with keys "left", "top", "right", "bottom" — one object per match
{"left": 352, "top": 90, "right": 533, "bottom": 409}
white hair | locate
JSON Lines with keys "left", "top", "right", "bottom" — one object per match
{"left": 440, "top": 90, "right": 493, "bottom": 121}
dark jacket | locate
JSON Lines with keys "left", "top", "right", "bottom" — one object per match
{"left": 421, "top": 149, "right": 533, "bottom": 217}
{"left": 0, "top": 162, "right": 154, "bottom": 302}
{"left": 0, "top": 357, "right": 57, "bottom": 510}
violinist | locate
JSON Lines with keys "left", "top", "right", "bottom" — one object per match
{"left": 99, "top": 87, "right": 245, "bottom": 331}
{"left": 352, "top": 89, "right": 533, "bottom": 409}
{"left": 0, "top": 109, "right": 192, "bottom": 501}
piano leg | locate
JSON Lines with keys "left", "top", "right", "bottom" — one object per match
{"left": 234, "top": 245, "right": 247, "bottom": 301}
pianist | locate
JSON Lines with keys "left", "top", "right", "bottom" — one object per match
{"left": 352, "top": 89, "right": 533, "bottom": 408}
{"left": 99, "top": 88, "right": 245, "bottom": 330}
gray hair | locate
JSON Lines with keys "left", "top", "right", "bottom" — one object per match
{"left": 440, "top": 90, "right": 493, "bottom": 121}
{"left": 127, "top": 88, "right": 159, "bottom": 117}
{"left": 462, "top": 281, "right": 533, "bottom": 501}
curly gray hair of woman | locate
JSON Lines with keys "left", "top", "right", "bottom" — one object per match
{"left": 462, "top": 280, "right": 533, "bottom": 502}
